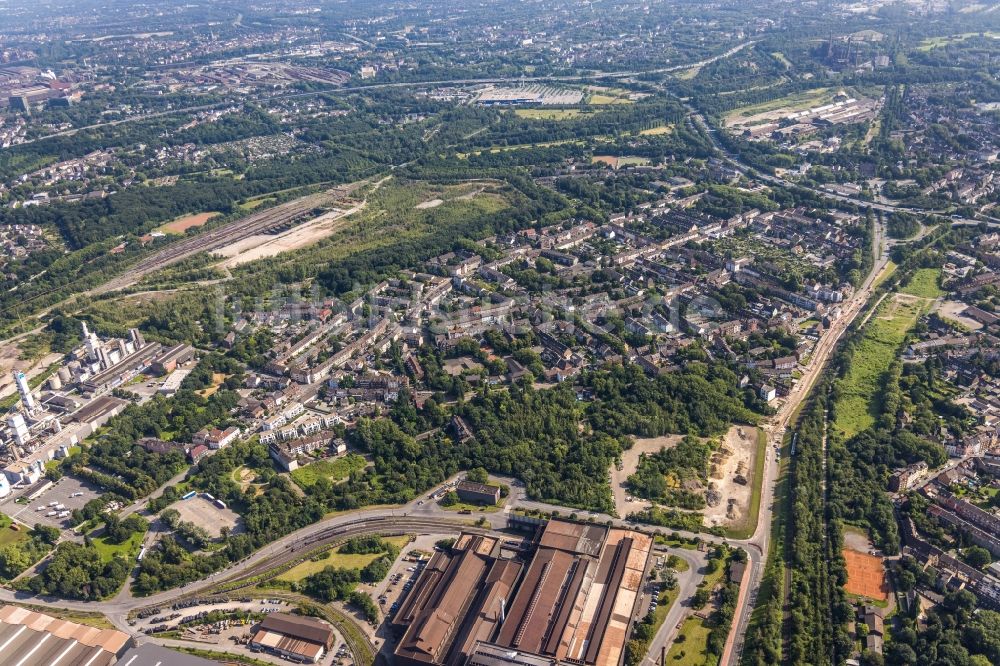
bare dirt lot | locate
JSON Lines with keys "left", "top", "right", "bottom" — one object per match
{"left": 702, "top": 426, "right": 758, "bottom": 530}
{"left": 0, "top": 345, "right": 61, "bottom": 403}
{"left": 934, "top": 299, "right": 983, "bottom": 331}
{"left": 157, "top": 212, "right": 219, "bottom": 234}
{"left": 611, "top": 435, "right": 683, "bottom": 518}
{"left": 843, "top": 524, "right": 875, "bottom": 552}
{"left": 172, "top": 496, "right": 242, "bottom": 538}
{"left": 414, "top": 198, "right": 443, "bottom": 209}
{"left": 214, "top": 204, "right": 359, "bottom": 267}
{"left": 610, "top": 427, "right": 759, "bottom": 529}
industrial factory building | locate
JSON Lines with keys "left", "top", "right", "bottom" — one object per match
{"left": 0, "top": 605, "right": 133, "bottom": 665}
{"left": 391, "top": 519, "right": 652, "bottom": 666}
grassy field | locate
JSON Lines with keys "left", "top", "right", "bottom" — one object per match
{"left": 640, "top": 125, "right": 673, "bottom": 136}
{"left": 514, "top": 108, "right": 585, "bottom": 120}
{"left": 91, "top": 529, "right": 145, "bottom": 562}
{"left": 665, "top": 551, "right": 731, "bottom": 665}
{"left": 440, "top": 498, "right": 505, "bottom": 514}
{"left": 771, "top": 52, "right": 792, "bottom": 69}
{"left": 0, "top": 513, "right": 28, "bottom": 547}
{"left": 239, "top": 196, "right": 275, "bottom": 211}
{"left": 276, "top": 535, "right": 411, "bottom": 582}
{"left": 900, "top": 268, "right": 944, "bottom": 299}
{"left": 833, "top": 293, "right": 934, "bottom": 439}
{"left": 872, "top": 260, "right": 898, "bottom": 291}
{"left": 917, "top": 31, "right": 1000, "bottom": 51}
{"left": 725, "top": 428, "right": 768, "bottom": 540}
{"left": 648, "top": 585, "right": 681, "bottom": 641}
{"left": 587, "top": 89, "right": 633, "bottom": 105}
{"left": 666, "top": 615, "right": 715, "bottom": 665}
{"left": 290, "top": 454, "right": 368, "bottom": 489}
{"left": 654, "top": 534, "right": 700, "bottom": 550}
{"left": 676, "top": 64, "right": 704, "bottom": 81}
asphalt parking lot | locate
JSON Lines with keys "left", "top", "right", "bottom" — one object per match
{"left": 10, "top": 475, "right": 101, "bottom": 530}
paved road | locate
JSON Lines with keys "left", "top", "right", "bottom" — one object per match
{"left": 0, "top": 78, "right": 972, "bottom": 664}
{"left": 689, "top": 109, "right": 899, "bottom": 665}
{"left": 12, "top": 42, "right": 753, "bottom": 149}
{"left": 643, "top": 548, "right": 708, "bottom": 666}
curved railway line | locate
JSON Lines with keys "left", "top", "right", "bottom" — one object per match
{"left": 199, "top": 515, "right": 487, "bottom": 598}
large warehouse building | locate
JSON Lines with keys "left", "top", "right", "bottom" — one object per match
{"left": 391, "top": 519, "right": 652, "bottom": 666}
{"left": 0, "top": 605, "right": 133, "bottom": 666}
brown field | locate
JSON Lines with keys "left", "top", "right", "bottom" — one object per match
{"left": 157, "top": 212, "right": 219, "bottom": 234}
{"left": 843, "top": 548, "right": 890, "bottom": 601}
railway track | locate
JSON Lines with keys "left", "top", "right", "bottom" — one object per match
{"left": 125, "top": 516, "right": 481, "bottom": 666}
{"left": 90, "top": 192, "right": 333, "bottom": 295}
{"left": 129, "top": 515, "right": 480, "bottom": 612}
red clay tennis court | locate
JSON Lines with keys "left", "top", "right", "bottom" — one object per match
{"left": 843, "top": 548, "right": 890, "bottom": 601}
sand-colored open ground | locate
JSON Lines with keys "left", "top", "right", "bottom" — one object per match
{"left": 415, "top": 198, "right": 443, "bottom": 209}
{"left": 213, "top": 203, "right": 361, "bottom": 267}
{"left": 702, "top": 426, "right": 758, "bottom": 529}
{"left": 934, "top": 299, "right": 983, "bottom": 331}
{"left": 156, "top": 212, "right": 219, "bottom": 234}
{"left": 611, "top": 426, "right": 759, "bottom": 529}
{"left": 611, "top": 435, "right": 683, "bottom": 517}
{"left": 0, "top": 344, "right": 62, "bottom": 402}
{"left": 843, "top": 548, "right": 891, "bottom": 602}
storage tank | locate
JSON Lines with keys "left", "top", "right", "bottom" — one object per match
{"left": 48, "top": 375, "right": 63, "bottom": 391}
{"left": 57, "top": 367, "right": 72, "bottom": 383}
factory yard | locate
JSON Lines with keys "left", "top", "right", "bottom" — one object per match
{"left": 131, "top": 598, "right": 323, "bottom": 666}
{"left": 171, "top": 495, "right": 242, "bottom": 538}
